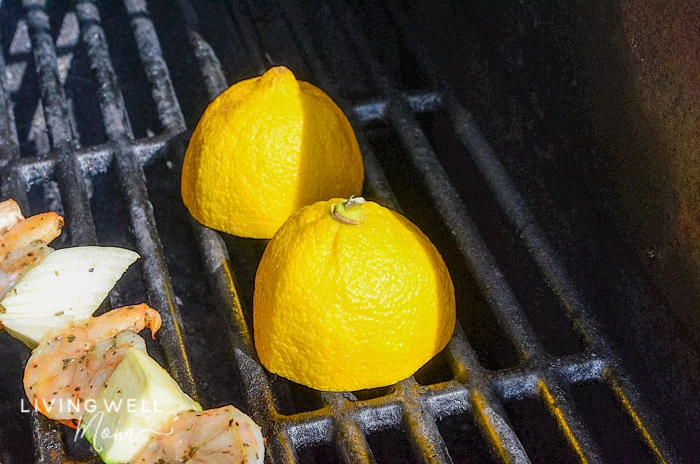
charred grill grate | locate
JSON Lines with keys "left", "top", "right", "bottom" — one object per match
{"left": 0, "top": 0, "right": 676, "bottom": 463}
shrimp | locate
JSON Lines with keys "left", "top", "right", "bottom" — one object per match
{"left": 23, "top": 304, "right": 162, "bottom": 428}
{"left": 0, "top": 199, "right": 64, "bottom": 300}
{"left": 131, "top": 405, "right": 265, "bottom": 464}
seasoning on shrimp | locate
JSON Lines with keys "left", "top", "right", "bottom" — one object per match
{"left": 23, "top": 304, "right": 161, "bottom": 428}
{"left": 130, "top": 405, "right": 265, "bottom": 464}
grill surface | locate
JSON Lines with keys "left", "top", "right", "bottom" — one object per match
{"left": 0, "top": 0, "right": 682, "bottom": 463}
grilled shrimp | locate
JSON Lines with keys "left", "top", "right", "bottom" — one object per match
{"left": 24, "top": 304, "right": 162, "bottom": 428}
{"left": 131, "top": 405, "right": 265, "bottom": 464}
{"left": 0, "top": 199, "right": 64, "bottom": 300}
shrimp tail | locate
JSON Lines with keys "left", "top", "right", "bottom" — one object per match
{"left": 146, "top": 307, "right": 162, "bottom": 339}
{"left": 118, "top": 303, "right": 162, "bottom": 339}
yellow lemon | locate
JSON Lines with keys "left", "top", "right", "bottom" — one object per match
{"left": 253, "top": 197, "right": 456, "bottom": 391}
{"left": 181, "top": 66, "right": 364, "bottom": 238}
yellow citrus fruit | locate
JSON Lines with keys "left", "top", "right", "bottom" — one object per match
{"left": 253, "top": 197, "right": 456, "bottom": 391}
{"left": 181, "top": 66, "right": 364, "bottom": 239}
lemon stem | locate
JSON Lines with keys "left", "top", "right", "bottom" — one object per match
{"left": 331, "top": 196, "right": 365, "bottom": 225}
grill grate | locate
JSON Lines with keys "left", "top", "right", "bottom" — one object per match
{"left": 0, "top": 0, "right": 676, "bottom": 463}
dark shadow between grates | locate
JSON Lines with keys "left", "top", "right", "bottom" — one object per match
{"left": 290, "top": 0, "right": 372, "bottom": 100}
{"left": 435, "top": 412, "right": 501, "bottom": 464}
{"left": 571, "top": 381, "right": 657, "bottom": 464}
{"left": 503, "top": 396, "right": 581, "bottom": 464}
{"left": 352, "top": 385, "right": 395, "bottom": 402}
{"left": 366, "top": 426, "right": 420, "bottom": 464}
{"left": 270, "top": 378, "right": 324, "bottom": 416}
{"left": 413, "top": 347, "right": 454, "bottom": 386}
{"left": 88, "top": 167, "right": 134, "bottom": 249}
{"left": 296, "top": 442, "right": 342, "bottom": 464}
{"left": 62, "top": 426, "right": 98, "bottom": 462}
{"left": 185, "top": 0, "right": 260, "bottom": 83}
{"left": 59, "top": 9, "right": 107, "bottom": 149}
{"left": 239, "top": 0, "right": 309, "bottom": 79}
{"left": 220, "top": 234, "right": 267, "bottom": 331}
{"left": 343, "top": 0, "right": 431, "bottom": 94}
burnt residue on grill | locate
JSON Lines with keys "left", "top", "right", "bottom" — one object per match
{"left": 0, "top": 0, "right": 695, "bottom": 463}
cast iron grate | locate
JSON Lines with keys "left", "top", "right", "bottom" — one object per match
{"left": 0, "top": 0, "right": 675, "bottom": 462}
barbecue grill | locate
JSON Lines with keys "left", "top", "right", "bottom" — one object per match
{"left": 0, "top": 0, "right": 697, "bottom": 463}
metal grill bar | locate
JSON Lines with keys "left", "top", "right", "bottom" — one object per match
{"left": 489, "top": 355, "right": 605, "bottom": 401}
{"left": 446, "top": 324, "right": 531, "bottom": 463}
{"left": 73, "top": 0, "right": 197, "bottom": 399}
{"left": 54, "top": 152, "right": 97, "bottom": 246}
{"left": 349, "top": 91, "right": 443, "bottom": 125}
{"left": 396, "top": 378, "right": 454, "bottom": 463}
{"left": 381, "top": 2, "right": 676, "bottom": 462}
{"left": 23, "top": 0, "right": 97, "bottom": 247}
{"left": 386, "top": 99, "right": 605, "bottom": 462}
{"left": 122, "top": 0, "right": 185, "bottom": 134}
{"left": 167, "top": 9, "right": 303, "bottom": 462}
{"left": 23, "top": 0, "right": 72, "bottom": 150}
{"left": 173, "top": 0, "right": 227, "bottom": 97}
{"left": 74, "top": 1, "right": 133, "bottom": 141}
{"left": 2, "top": 131, "right": 176, "bottom": 180}
{"left": 113, "top": 147, "right": 198, "bottom": 392}
{"left": 0, "top": 34, "right": 24, "bottom": 197}
{"left": 321, "top": 392, "right": 374, "bottom": 463}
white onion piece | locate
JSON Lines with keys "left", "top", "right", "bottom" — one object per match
{"left": 0, "top": 246, "right": 140, "bottom": 348}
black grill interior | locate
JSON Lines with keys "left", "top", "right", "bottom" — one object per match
{"left": 0, "top": 0, "right": 695, "bottom": 463}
